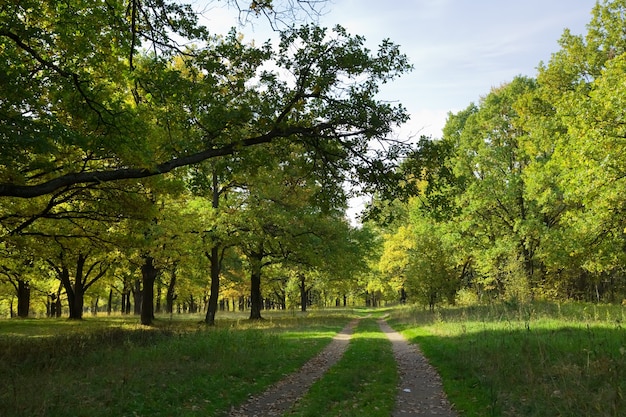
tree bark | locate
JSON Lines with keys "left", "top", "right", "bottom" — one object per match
{"left": 155, "top": 280, "right": 162, "bottom": 314}
{"left": 107, "top": 288, "right": 113, "bottom": 315}
{"left": 205, "top": 170, "right": 222, "bottom": 325}
{"left": 249, "top": 257, "right": 263, "bottom": 320}
{"left": 68, "top": 254, "right": 87, "bottom": 320}
{"left": 299, "top": 274, "right": 307, "bottom": 312}
{"left": 141, "top": 256, "right": 159, "bottom": 325}
{"left": 165, "top": 269, "right": 177, "bottom": 314}
{"left": 205, "top": 246, "right": 220, "bottom": 325}
{"left": 57, "top": 264, "right": 78, "bottom": 319}
{"left": 133, "top": 279, "right": 142, "bottom": 315}
{"left": 16, "top": 279, "right": 30, "bottom": 318}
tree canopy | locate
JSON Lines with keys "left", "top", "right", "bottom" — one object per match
{"left": 377, "top": 0, "right": 626, "bottom": 306}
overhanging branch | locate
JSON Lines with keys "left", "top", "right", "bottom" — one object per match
{"left": 0, "top": 132, "right": 278, "bottom": 198}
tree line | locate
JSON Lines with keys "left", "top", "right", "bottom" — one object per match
{"left": 0, "top": 0, "right": 409, "bottom": 323}
{"left": 372, "top": 0, "right": 626, "bottom": 309}
{"left": 3, "top": 0, "right": 625, "bottom": 321}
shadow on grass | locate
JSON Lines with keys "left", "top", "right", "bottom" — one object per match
{"left": 0, "top": 314, "right": 351, "bottom": 417}
{"left": 391, "top": 312, "right": 626, "bottom": 417}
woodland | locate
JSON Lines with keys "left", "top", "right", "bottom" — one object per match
{"left": 2, "top": 0, "right": 626, "bottom": 325}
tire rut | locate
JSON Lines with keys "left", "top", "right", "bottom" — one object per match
{"left": 226, "top": 319, "right": 359, "bottom": 417}
{"left": 378, "top": 319, "right": 458, "bottom": 416}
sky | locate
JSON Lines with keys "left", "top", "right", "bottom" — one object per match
{"left": 198, "top": 0, "right": 599, "bottom": 220}
{"left": 201, "top": 0, "right": 598, "bottom": 139}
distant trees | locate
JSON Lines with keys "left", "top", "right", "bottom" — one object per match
{"left": 372, "top": 0, "right": 626, "bottom": 307}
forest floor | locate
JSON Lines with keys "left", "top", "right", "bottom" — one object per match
{"left": 227, "top": 318, "right": 458, "bottom": 417}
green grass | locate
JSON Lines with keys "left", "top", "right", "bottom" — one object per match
{"left": 389, "top": 302, "right": 626, "bottom": 417}
{"left": 4, "top": 303, "right": 625, "bottom": 417}
{"left": 287, "top": 318, "right": 397, "bottom": 417}
{"left": 0, "top": 311, "right": 352, "bottom": 417}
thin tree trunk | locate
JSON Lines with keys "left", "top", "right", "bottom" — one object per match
{"left": 299, "top": 274, "right": 307, "bottom": 312}
{"left": 205, "top": 246, "right": 220, "bottom": 325}
{"left": 155, "top": 280, "right": 162, "bottom": 314}
{"left": 205, "top": 170, "right": 222, "bottom": 325}
{"left": 133, "top": 279, "right": 142, "bottom": 315}
{"left": 166, "top": 269, "right": 177, "bottom": 314}
{"left": 107, "top": 288, "right": 113, "bottom": 315}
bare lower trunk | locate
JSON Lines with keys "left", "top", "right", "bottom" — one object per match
{"left": 133, "top": 279, "right": 142, "bottom": 315}
{"left": 249, "top": 260, "right": 263, "bottom": 320}
{"left": 17, "top": 279, "right": 30, "bottom": 318}
{"left": 166, "top": 269, "right": 177, "bottom": 314}
{"left": 299, "top": 274, "right": 307, "bottom": 312}
{"left": 205, "top": 246, "right": 220, "bottom": 325}
{"left": 141, "top": 256, "right": 159, "bottom": 326}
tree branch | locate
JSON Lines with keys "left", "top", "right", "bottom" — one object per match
{"left": 0, "top": 131, "right": 282, "bottom": 198}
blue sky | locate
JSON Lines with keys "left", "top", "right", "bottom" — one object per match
{"left": 315, "top": 0, "right": 597, "bottom": 139}
{"left": 203, "top": 0, "right": 597, "bottom": 139}
{"left": 199, "top": 0, "right": 598, "bottom": 220}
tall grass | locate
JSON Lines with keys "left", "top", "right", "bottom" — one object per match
{"left": 390, "top": 302, "right": 626, "bottom": 417}
{"left": 0, "top": 312, "right": 352, "bottom": 417}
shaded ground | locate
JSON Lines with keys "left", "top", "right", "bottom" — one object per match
{"left": 227, "top": 318, "right": 458, "bottom": 417}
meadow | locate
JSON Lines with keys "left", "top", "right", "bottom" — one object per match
{"left": 1, "top": 302, "right": 625, "bottom": 416}
{"left": 390, "top": 302, "right": 626, "bottom": 417}
{"left": 0, "top": 311, "right": 351, "bottom": 417}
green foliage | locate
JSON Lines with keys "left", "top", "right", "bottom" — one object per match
{"left": 374, "top": 0, "right": 626, "bottom": 304}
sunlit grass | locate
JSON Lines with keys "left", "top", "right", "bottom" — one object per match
{"left": 0, "top": 312, "right": 352, "bottom": 417}
{"left": 287, "top": 318, "right": 397, "bottom": 417}
{"left": 390, "top": 302, "right": 626, "bottom": 417}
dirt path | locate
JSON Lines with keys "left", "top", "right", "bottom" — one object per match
{"left": 378, "top": 319, "right": 458, "bottom": 416}
{"left": 226, "top": 319, "right": 359, "bottom": 417}
{"left": 226, "top": 318, "right": 457, "bottom": 416}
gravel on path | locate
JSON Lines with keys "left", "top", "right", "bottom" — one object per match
{"left": 226, "top": 319, "right": 359, "bottom": 417}
{"left": 378, "top": 319, "right": 458, "bottom": 417}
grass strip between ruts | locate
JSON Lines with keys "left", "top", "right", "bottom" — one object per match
{"left": 286, "top": 318, "right": 397, "bottom": 417}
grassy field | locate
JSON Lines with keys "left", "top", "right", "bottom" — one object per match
{"left": 389, "top": 302, "right": 626, "bottom": 417}
{"left": 0, "top": 311, "right": 353, "bottom": 417}
{"left": 2, "top": 303, "right": 626, "bottom": 417}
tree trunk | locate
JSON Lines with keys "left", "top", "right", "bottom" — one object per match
{"left": 249, "top": 257, "right": 263, "bottom": 320}
{"left": 16, "top": 279, "right": 30, "bottom": 318}
{"left": 141, "top": 256, "right": 159, "bottom": 325}
{"left": 121, "top": 278, "right": 130, "bottom": 314}
{"left": 299, "top": 274, "right": 307, "bottom": 312}
{"left": 107, "top": 288, "right": 113, "bottom": 315}
{"left": 155, "top": 280, "right": 162, "bottom": 314}
{"left": 65, "top": 253, "right": 90, "bottom": 320}
{"left": 166, "top": 269, "right": 177, "bottom": 314}
{"left": 58, "top": 264, "right": 79, "bottom": 319}
{"left": 133, "top": 279, "right": 142, "bottom": 315}
{"left": 205, "top": 170, "right": 222, "bottom": 324}
{"left": 205, "top": 246, "right": 220, "bottom": 325}
{"left": 54, "top": 282, "right": 63, "bottom": 317}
